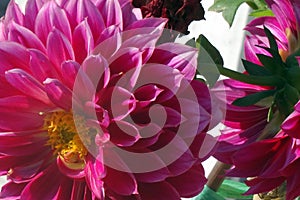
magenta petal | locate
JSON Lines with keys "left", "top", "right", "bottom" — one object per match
{"left": 54, "top": 177, "right": 73, "bottom": 200}
{"left": 265, "top": 0, "right": 296, "bottom": 34}
{"left": 93, "top": 25, "right": 122, "bottom": 58}
{"left": 0, "top": 181, "right": 26, "bottom": 199}
{"left": 291, "top": 0, "right": 300, "bottom": 29}
{"left": 100, "top": 86, "right": 136, "bottom": 120}
{"left": 120, "top": 1, "right": 141, "bottom": 29}
{"left": 65, "top": 0, "right": 105, "bottom": 41}
{"left": 5, "top": 69, "right": 51, "bottom": 105}
{"left": 134, "top": 165, "right": 171, "bottom": 183}
{"left": 245, "top": 177, "right": 285, "bottom": 195}
{"left": 104, "top": 167, "right": 138, "bottom": 196}
{"left": 7, "top": 21, "right": 46, "bottom": 53}
{"left": 29, "top": 49, "right": 60, "bottom": 82}
{"left": 24, "top": 0, "right": 44, "bottom": 30}
{"left": 139, "top": 182, "right": 181, "bottom": 200}
{"left": 95, "top": 0, "right": 123, "bottom": 28}
{"left": 126, "top": 18, "right": 167, "bottom": 30}
{"left": 134, "top": 84, "right": 163, "bottom": 108}
{"left": 0, "top": 95, "right": 48, "bottom": 113}
{"left": 73, "top": 20, "right": 94, "bottom": 64}
{"left": 5, "top": 0, "right": 24, "bottom": 25}
{"left": 0, "top": 42, "right": 30, "bottom": 74}
{"left": 82, "top": 54, "right": 110, "bottom": 89}
{"left": 109, "top": 47, "right": 143, "bottom": 75}
{"left": 149, "top": 43, "right": 197, "bottom": 80}
{"left": 85, "top": 155, "right": 105, "bottom": 199}
{"left": 35, "top": 1, "right": 72, "bottom": 44}
{"left": 9, "top": 160, "right": 44, "bottom": 183}
{"left": 57, "top": 157, "right": 85, "bottom": 179}
{"left": 47, "top": 29, "right": 75, "bottom": 69}
{"left": 44, "top": 78, "right": 73, "bottom": 110}
{"left": 21, "top": 163, "right": 62, "bottom": 200}
{"left": 167, "top": 163, "right": 206, "bottom": 198}
{"left": 61, "top": 60, "right": 80, "bottom": 89}
{"left": 108, "top": 120, "right": 140, "bottom": 146}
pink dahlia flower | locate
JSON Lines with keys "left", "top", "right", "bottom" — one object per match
{"left": 0, "top": 0, "right": 213, "bottom": 199}
{"left": 244, "top": 0, "right": 300, "bottom": 64}
{"left": 213, "top": 0, "right": 300, "bottom": 199}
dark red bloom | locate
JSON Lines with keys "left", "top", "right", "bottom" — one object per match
{"left": 132, "top": 0, "right": 205, "bottom": 34}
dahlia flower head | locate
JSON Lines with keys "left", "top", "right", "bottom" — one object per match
{"left": 213, "top": 0, "right": 300, "bottom": 199}
{"left": 132, "top": 0, "right": 205, "bottom": 35}
{"left": 0, "top": 0, "right": 213, "bottom": 199}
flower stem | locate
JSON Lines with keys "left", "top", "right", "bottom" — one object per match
{"left": 206, "top": 161, "right": 231, "bottom": 191}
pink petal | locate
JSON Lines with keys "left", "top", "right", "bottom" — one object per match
{"left": 44, "top": 78, "right": 73, "bottom": 110}
{"left": 119, "top": 1, "right": 141, "bottom": 29}
{"left": 126, "top": 18, "right": 167, "bottom": 31}
{"left": 109, "top": 47, "right": 143, "bottom": 75}
{"left": 245, "top": 177, "right": 285, "bottom": 195}
{"left": 29, "top": 49, "right": 60, "bottom": 82}
{"left": 0, "top": 181, "right": 26, "bottom": 199}
{"left": 99, "top": 86, "right": 136, "bottom": 120}
{"left": 72, "top": 20, "right": 94, "bottom": 64}
{"left": 85, "top": 155, "right": 105, "bottom": 199}
{"left": 0, "top": 95, "right": 49, "bottom": 113}
{"left": 24, "top": 0, "right": 45, "bottom": 31}
{"left": 108, "top": 120, "right": 140, "bottom": 146}
{"left": 5, "top": 69, "right": 51, "bottom": 105}
{"left": 94, "top": 0, "right": 123, "bottom": 28}
{"left": 103, "top": 167, "right": 138, "bottom": 195}
{"left": 57, "top": 157, "right": 85, "bottom": 179}
{"left": 82, "top": 54, "right": 110, "bottom": 89}
{"left": 139, "top": 181, "right": 181, "bottom": 200}
{"left": 35, "top": 1, "right": 72, "bottom": 44}
{"left": 60, "top": 60, "right": 80, "bottom": 89}
{"left": 167, "top": 163, "right": 206, "bottom": 198}
{"left": 21, "top": 163, "right": 63, "bottom": 199}
{"left": 4, "top": 0, "right": 24, "bottom": 25}
{"left": 0, "top": 42, "right": 30, "bottom": 74}
{"left": 149, "top": 43, "right": 198, "bottom": 81}
{"left": 93, "top": 25, "right": 122, "bottom": 58}
{"left": 63, "top": 0, "right": 105, "bottom": 41}
{"left": 7, "top": 21, "right": 46, "bottom": 53}
{"left": 46, "top": 29, "right": 75, "bottom": 70}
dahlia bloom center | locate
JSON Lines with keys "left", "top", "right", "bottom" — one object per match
{"left": 44, "top": 111, "right": 90, "bottom": 169}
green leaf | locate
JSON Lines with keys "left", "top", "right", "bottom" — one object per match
{"left": 185, "top": 38, "right": 196, "bottom": 48}
{"left": 209, "top": 0, "right": 269, "bottom": 26}
{"left": 217, "top": 179, "right": 253, "bottom": 199}
{"left": 250, "top": 9, "right": 274, "bottom": 17}
{"left": 257, "top": 54, "right": 284, "bottom": 75}
{"left": 264, "top": 26, "right": 278, "bottom": 51}
{"left": 217, "top": 65, "right": 284, "bottom": 86}
{"left": 209, "top": 0, "right": 246, "bottom": 26}
{"left": 233, "top": 89, "right": 276, "bottom": 106}
{"left": 196, "top": 35, "right": 223, "bottom": 87}
{"left": 242, "top": 59, "right": 271, "bottom": 76}
{"left": 196, "top": 35, "right": 223, "bottom": 66}
{"left": 194, "top": 186, "right": 225, "bottom": 200}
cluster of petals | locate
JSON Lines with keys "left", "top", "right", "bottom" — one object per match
{"left": 132, "top": 0, "right": 205, "bottom": 35}
{"left": 213, "top": 0, "right": 300, "bottom": 199}
{"left": 0, "top": 0, "right": 212, "bottom": 199}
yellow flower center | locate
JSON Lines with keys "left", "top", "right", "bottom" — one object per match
{"left": 44, "top": 111, "right": 90, "bottom": 169}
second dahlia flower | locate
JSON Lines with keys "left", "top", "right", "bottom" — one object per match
{"left": 213, "top": 0, "right": 300, "bottom": 199}
{"left": 0, "top": 0, "right": 213, "bottom": 199}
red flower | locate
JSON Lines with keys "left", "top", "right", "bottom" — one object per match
{"left": 132, "top": 0, "right": 205, "bottom": 34}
